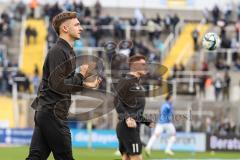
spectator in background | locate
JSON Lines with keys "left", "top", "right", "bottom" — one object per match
{"left": 238, "top": 3, "right": 240, "bottom": 20}
{"left": 172, "top": 64, "right": 178, "bottom": 79}
{"left": 191, "top": 61, "right": 197, "bottom": 72}
{"left": 94, "top": 0, "right": 102, "bottom": 18}
{"left": 14, "top": 70, "right": 30, "bottom": 93}
{"left": 1, "top": 67, "right": 9, "bottom": 93}
{"left": 84, "top": 7, "right": 91, "bottom": 17}
{"left": 205, "top": 117, "right": 214, "bottom": 134}
{"left": 25, "top": 26, "right": 32, "bottom": 45}
{"left": 218, "top": 119, "right": 230, "bottom": 136}
{"left": 42, "top": 3, "right": 50, "bottom": 18}
{"left": 140, "top": 14, "right": 148, "bottom": 36}
{"left": 216, "top": 58, "right": 229, "bottom": 70}
{"left": 220, "top": 26, "right": 226, "bottom": 38}
{"left": 202, "top": 61, "right": 209, "bottom": 71}
{"left": 48, "top": 3, "right": 62, "bottom": 21}
{"left": 213, "top": 74, "right": 223, "bottom": 101}
{"left": 73, "top": 0, "right": 84, "bottom": 14}
{"left": 178, "top": 63, "right": 185, "bottom": 78}
{"left": 16, "top": 0, "right": 26, "bottom": 21}
{"left": 220, "top": 34, "right": 231, "bottom": 62}
{"left": 147, "top": 20, "right": 156, "bottom": 41}
{"left": 199, "top": 75, "right": 206, "bottom": 98}
{"left": 235, "top": 58, "right": 240, "bottom": 70}
{"left": 29, "top": 0, "right": 38, "bottom": 18}
{"left": 133, "top": 8, "right": 145, "bottom": 26}
{"left": 235, "top": 21, "right": 240, "bottom": 42}
{"left": 192, "top": 28, "right": 199, "bottom": 51}
{"left": 164, "top": 15, "right": 171, "bottom": 32}
{"left": 148, "top": 52, "right": 157, "bottom": 62}
{"left": 172, "top": 14, "right": 180, "bottom": 33}
{"left": 218, "top": 118, "right": 236, "bottom": 136}
{"left": 154, "top": 13, "right": 162, "bottom": 25}
{"left": 113, "top": 19, "right": 124, "bottom": 40}
{"left": 0, "top": 11, "right": 12, "bottom": 39}
{"left": 91, "top": 25, "right": 101, "bottom": 47}
{"left": 25, "top": 26, "right": 38, "bottom": 45}
{"left": 223, "top": 71, "right": 231, "bottom": 100}
{"left": 202, "top": 8, "right": 209, "bottom": 23}
{"left": 205, "top": 75, "right": 212, "bottom": 90}
{"left": 64, "top": 0, "right": 74, "bottom": 11}
{"left": 212, "top": 5, "right": 220, "bottom": 25}
{"left": 34, "top": 65, "right": 39, "bottom": 75}
{"left": 224, "top": 2, "right": 233, "bottom": 25}
{"left": 129, "top": 17, "right": 137, "bottom": 38}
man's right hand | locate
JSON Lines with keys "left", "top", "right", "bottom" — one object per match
{"left": 79, "top": 64, "right": 89, "bottom": 77}
{"left": 126, "top": 117, "right": 137, "bottom": 128}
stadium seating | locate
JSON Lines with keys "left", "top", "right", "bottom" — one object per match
{"left": 20, "top": 19, "right": 46, "bottom": 76}
{"left": 163, "top": 23, "right": 209, "bottom": 78}
{"left": 0, "top": 96, "right": 14, "bottom": 127}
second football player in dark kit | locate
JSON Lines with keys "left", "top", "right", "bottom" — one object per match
{"left": 114, "top": 55, "right": 154, "bottom": 160}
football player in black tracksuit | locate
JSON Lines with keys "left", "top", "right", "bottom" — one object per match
{"left": 26, "top": 12, "right": 101, "bottom": 160}
{"left": 115, "top": 55, "right": 154, "bottom": 160}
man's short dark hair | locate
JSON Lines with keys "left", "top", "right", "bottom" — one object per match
{"left": 129, "top": 55, "right": 146, "bottom": 67}
{"left": 52, "top": 11, "right": 77, "bottom": 35}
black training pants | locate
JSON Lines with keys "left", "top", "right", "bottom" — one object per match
{"left": 26, "top": 111, "right": 74, "bottom": 160}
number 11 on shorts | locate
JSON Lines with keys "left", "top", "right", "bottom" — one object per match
{"left": 132, "top": 143, "right": 139, "bottom": 153}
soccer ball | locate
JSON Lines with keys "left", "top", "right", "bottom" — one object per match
{"left": 202, "top": 32, "right": 220, "bottom": 50}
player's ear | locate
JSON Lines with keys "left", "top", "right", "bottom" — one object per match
{"left": 61, "top": 21, "right": 69, "bottom": 33}
{"left": 62, "top": 24, "right": 68, "bottom": 33}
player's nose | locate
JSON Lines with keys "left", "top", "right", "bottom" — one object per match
{"left": 79, "top": 26, "right": 84, "bottom": 32}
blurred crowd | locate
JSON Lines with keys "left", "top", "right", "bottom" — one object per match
{"left": 0, "top": 0, "right": 181, "bottom": 95}
{"left": 0, "top": 11, "right": 12, "bottom": 41}
{"left": 44, "top": 1, "right": 180, "bottom": 61}
{"left": 0, "top": 66, "right": 39, "bottom": 95}
{"left": 195, "top": 116, "right": 239, "bottom": 136}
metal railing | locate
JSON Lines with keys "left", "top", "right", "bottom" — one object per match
{"left": 18, "top": 15, "right": 26, "bottom": 69}
{"left": 200, "top": 48, "right": 240, "bottom": 67}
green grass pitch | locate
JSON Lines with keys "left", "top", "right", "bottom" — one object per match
{"left": 0, "top": 146, "right": 239, "bottom": 160}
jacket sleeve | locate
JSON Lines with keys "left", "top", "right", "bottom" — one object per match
{"left": 139, "top": 114, "right": 153, "bottom": 126}
{"left": 115, "top": 99, "right": 131, "bottom": 121}
{"left": 114, "top": 78, "right": 133, "bottom": 121}
{"left": 48, "top": 49, "right": 84, "bottom": 94}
